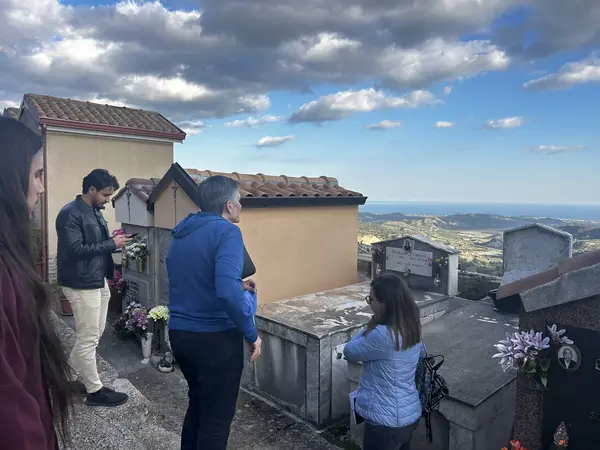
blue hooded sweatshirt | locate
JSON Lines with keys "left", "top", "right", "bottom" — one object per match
{"left": 166, "top": 212, "right": 258, "bottom": 343}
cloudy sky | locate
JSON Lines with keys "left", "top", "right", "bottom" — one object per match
{"left": 1, "top": 0, "right": 599, "bottom": 204}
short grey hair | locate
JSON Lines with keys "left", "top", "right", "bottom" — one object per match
{"left": 197, "top": 175, "right": 240, "bottom": 214}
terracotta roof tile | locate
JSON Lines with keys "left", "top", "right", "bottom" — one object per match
{"left": 2, "top": 107, "right": 19, "bottom": 119}
{"left": 24, "top": 94, "right": 185, "bottom": 139}
{"left": 112, "top": 177, "right": 161, "bottom": 204}
{"left": 185, "top": 169, "right": 363, "bottom": 199}
{"left": 496, "top": 249, "right": 600, "bottom": 300}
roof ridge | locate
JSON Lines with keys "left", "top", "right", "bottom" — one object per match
{"left": 185, "top": 168, "right": 337, "bottom": 183}
{"left": 25, "top": 93, "right": 161, "bottom": 114}
{"left": 22, "top": 93, "right": 185, "bottom": 139}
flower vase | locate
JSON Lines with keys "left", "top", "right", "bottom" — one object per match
{"left": 122, "top": 254, "right": 128, "bottom": 269}
{"left": 164, "top": 324, "right": 171, "bottom": 352}
{"left": 141, "top": 332, "right": 153, "bottom": 364}
{"left": 136, "top": 258, "right": 145, "bottom": 273}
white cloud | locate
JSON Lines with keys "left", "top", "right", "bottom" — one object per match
{"left": 120, "top": 75, "right": 214, "bottom": 102}
{"left": 378, "top": 39, "right": 510, "bottom": 89}
{"left": 530, "top": 145, "right": 589, "bottom": 155}
{"left": 281, "top": 33, "right": 361, "bottom": 63}
{"left": 0, "top": 99, "right": 20, "bottom": 109}
{"left": 523, "top": 56, "right": 600, "bottom": 91}
{"left": 434, "top": 121, "right": 455, "bottom": 128}
{"left": 178, "top": 120, "right": 209, "bottom": 136}
{"left": 0, "top": 0, "right": 596, "bottom": 122}
{"left": 482, "top": 116, "right": 524, "bottom": 130}
{"left": 289, "top": 88, "right": 437, "bottom": 123}
{"left": 366, "top": 120, "right": 402, "bottom": 130}
{"left": 224, "top": 115, "right": 282, "bottom": 128}
{"left": 443, "top": 86, "right": 453, "bottom": 96}
{"left": 256, "top": 135, "right": 295, "bottom": 148}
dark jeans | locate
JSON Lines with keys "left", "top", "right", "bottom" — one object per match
{"left": 363, "top": 420, "right": 419, "bottom": 450}
{"left": 170, "top": 328, "right": 244, "bottom": 450}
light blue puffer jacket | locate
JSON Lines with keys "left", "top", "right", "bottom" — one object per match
{"left": 344, "top": 325, "right": 425, "bottom": 428}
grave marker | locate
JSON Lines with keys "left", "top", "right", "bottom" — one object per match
{"left": 372, "top": 235, "right": 459, "bottom": 296}
{"left": 502, "top": 224, "right": 572, "bottom": 285}
{"left": 508, "top": 250, "right": 600, "bottom": 450}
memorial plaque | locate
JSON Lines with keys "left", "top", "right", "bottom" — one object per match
{"left": 503, "top": 224, "right": 572, "bottom": 275}
{"left": 542, "top": 324, "right": 600, "bottom": 449}
{"left": 385, "top": 247, "right": 433, "bottom": 277}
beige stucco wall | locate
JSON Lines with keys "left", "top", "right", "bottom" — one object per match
{"left": 154, "top": 180, "right": 200, "bottom": 229}
{"left": 46, "top": 131, "right": 173, "bottom": 279}
{"left": 154, "top": 186, "right": 359, "bottom": 303}
{"left": 240, "top": 206, "right": 359, "bottom": 303}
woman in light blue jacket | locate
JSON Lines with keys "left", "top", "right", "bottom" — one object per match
{"left": 344, "top": 273, "right": 425, "bottom": 450}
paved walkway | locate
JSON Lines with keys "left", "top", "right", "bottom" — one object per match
{"left": 56, "top": 305, "right": 347, "bottom": 450}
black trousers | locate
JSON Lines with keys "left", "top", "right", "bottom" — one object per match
{"left": 363, "top": 420, "right": 419, "bottom": 450}
{"left": 170, "top": 329, "right": 244, "bottom": 450}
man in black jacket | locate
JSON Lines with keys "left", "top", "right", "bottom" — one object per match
{"left": 56, "top": 169, "right": 131, "bottom": 407}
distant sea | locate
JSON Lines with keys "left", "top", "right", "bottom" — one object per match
{"left": 360, "top": 202, "right": 600, "bottom": 222}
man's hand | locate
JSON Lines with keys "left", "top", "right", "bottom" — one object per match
{"left": 242, "top": 279, "right": 256, "bottom": 292}
{"left": 113, "top": 234, "right": 131, "bottom": 249}
{"left": 247, "top": 336, "right": 262, "bottom": 362}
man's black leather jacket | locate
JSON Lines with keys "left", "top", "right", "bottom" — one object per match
{"left": 56, "top": 196, "right": 116, "bottom": 289}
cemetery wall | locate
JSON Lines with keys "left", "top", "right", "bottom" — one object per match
{"left": 457, "top": 271, "right": 501, "bottom": 300}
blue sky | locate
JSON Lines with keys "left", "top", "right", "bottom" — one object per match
{"left": 177, "top": 58, "right": 599, "bottom": 204}
{"left": 1, "top": 0, "right": 599, "bottom": 204}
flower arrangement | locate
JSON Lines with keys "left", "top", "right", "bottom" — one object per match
{"left": 113, "top": 301, "right": 149, "bottom": 339}
{"left": 492, "top": 324, "right": 574, "bottom": 389}
{"left": 148, "top": 305, "right": 169, "bottom": 323}
{"left": 107, "top": 269, "right": 127, "bottom": 296}
{"left": 125, "top": 237, "right": 148, "bottom": 262}
{"left": 126, "top": 302, "right": 149, "bottom": 339}
{"left": 112, "top": 228, "right": 126, "bottom": 237}
{"left": 433, "top": 256, "right": 449, "bottom": 268}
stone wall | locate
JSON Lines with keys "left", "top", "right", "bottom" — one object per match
{"left": 457, "top": 271, "right": 501, "bottom": 300}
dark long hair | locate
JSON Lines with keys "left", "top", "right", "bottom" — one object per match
{"left": 364, "top": 273, "right": 422, "bottom": 351}
{"left": 0, "top": 118, "right": 72, "bottom": 441}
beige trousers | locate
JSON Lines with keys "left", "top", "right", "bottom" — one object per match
{"left": 62, "top": 279, "right": 111, "bottom": 394}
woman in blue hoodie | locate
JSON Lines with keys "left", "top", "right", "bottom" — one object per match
{"left": 344, "top": 273, "right": 425, "bottom": 450}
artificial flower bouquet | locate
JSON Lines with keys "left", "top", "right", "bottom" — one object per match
{"left": 492, "top": 324, "right": 573, "bottom": 389}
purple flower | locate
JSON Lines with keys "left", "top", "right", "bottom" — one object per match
{"left": 547, "top": 324, "right": 573, "bottom": 345}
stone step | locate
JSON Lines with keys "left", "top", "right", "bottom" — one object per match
{"left": 51, "top": 312, "right": 179, "bottom": 450}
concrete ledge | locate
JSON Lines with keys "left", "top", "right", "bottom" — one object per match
{"left": 51, "top": 311, "right": 177, "bottom": 450}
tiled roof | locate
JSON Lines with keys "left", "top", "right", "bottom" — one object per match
{"left": 2, "top": 107, "right": 19, "bottom": 119}
{"left": 185, "top": 169, "right": 363, "bottom": 198}
{"left": 23, "top": 94, "right": 186, "bottom": 140}
{"left": 496, "top": 249, "right": 600, "bottom": 301}
{"left": 112, "top": 178, "right": 161, "bottom": 204}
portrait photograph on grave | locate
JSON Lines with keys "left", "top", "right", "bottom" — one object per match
{"left": 556, "top": 344, "right": 581, "bottom": 372}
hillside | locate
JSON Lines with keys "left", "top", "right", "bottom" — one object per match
{"left": 358, "top": 213, "right": 600, "bottom": 276}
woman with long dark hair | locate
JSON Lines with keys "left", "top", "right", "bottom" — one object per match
{"left": 344, "top": 273, "right": 425, "bottom": 450}
{"left": 0, "top": 117, "right": 73, "bottom": 449}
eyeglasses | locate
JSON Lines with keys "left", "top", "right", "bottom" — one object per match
{"left": 365, "top": 295, "right": 372, "bottom": 304}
